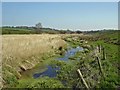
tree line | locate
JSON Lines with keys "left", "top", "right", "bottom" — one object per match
{"left": 2, "top": 26, "right": 83, "bottom": 34}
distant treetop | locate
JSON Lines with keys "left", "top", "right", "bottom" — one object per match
{"left": 35, "top": 22, "right": 42, "bottom": 29}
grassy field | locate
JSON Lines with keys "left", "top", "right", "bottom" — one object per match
{"left": 1, "top": 30, "right": 120, "bottom": 88}
{"left": 2, "top": 27, "right": 76, "bottom": 34}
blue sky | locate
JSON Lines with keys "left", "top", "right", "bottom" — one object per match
{"left": 1, "top": 0, "right": 119, "bottom": 2}
{"left": 2, "top": 2, "right": 118, "bottom": 30}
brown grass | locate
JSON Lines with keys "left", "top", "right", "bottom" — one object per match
{"left": 2, "top": 34, "right": 66, "bottom": 72}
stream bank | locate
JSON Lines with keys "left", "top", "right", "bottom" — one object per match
{"left": 18, "top": 35, "right": 115, "bottom": 88}
{"left": 33, "top": 46, "right": 84, "bottom": 78}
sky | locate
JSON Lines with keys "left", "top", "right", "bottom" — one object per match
{"left": 1, "top": 0, "right": 120, "bottom": 2}
{"left": 2, "top": 2, "right": 118, "bottom": 31}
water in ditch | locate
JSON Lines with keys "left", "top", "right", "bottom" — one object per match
{"left": 33, "top": 46, "right": 83, "bottom": 78}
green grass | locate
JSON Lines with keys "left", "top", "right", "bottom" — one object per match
{"left": 17, "top": 76, "right": 64, "bottom": 88}
{"left": 61, "top": 30, "right": 119, "bottom": 88}
{"left": 2, "top": 28, "right": 35, "bottom": 34}
{"left": 2, "top": 27, "right": 74, "bottom": 34}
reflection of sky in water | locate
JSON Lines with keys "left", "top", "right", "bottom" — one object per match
{"left": 33, "top": 46, "right": 83, "bottom": 78}
{"left": 57, "top": 46, "right": 83, "bottom": 61}
{"left": 33, "top": 66, "right": 60, "bottom": 78}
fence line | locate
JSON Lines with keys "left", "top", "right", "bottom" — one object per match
{"left": 77, "top": 69, "right": 89, "bottom": 89}
{"left": 76, "top": 44, "right": 106, "bottom": 88}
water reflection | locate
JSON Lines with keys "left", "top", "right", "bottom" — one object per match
{"left": 33, "top": 66, "right": 60, "bottom": 78}
{"left": 33, "top": 46, "right": 83, "bottom": 78}
{"left": 58, "top": 46, "right": 83, "bottom": 61}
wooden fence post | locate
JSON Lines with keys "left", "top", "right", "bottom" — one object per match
{"left": 96, "top": 56, "right": 104, "bottom": 78}
{"left": 102, "top": 47, "right": 106, "bottom": 60}
{"left": 77, "top": 69, "right": 89, "bottom": 89}
{"left": 98, "top": 44, "right": 101, "bottom": 53}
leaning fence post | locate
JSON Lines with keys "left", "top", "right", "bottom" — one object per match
{"left": 96, "top": 56, "right": 104, "bottom": 78}
{"left": 77, "top": 69, "right": 89, "bottom": 89}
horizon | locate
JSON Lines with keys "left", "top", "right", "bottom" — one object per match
{"left": 2, "top": 25, "right": 118, "bottom": 31}
{"left": 2, "top": 2, "right": 118, "bottom": 31}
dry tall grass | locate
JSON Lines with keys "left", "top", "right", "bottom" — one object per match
{"left": 2, "top": 34, "right": 66, "bottom": 72}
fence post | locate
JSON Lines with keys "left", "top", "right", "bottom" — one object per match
{"left": 96, "top": 56, "right": 104, "bottom": 78}
{"left": 77, "top": 69, "right": 89, "bottom": 89}
{"left": 102, "top": 47, "right": 106, "bottom": 60}
{"left": 98, "top": 44, "right": 101, "bottom": 53}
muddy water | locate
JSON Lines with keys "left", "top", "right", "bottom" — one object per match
{"left": 33, "top": 46, "right": 83, "bottom": 78}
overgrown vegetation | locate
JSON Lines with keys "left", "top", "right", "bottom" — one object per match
{"left": 2, "top": 29, "right": 119, "bottom": 89}
{"left": 58, "top": 30, "right": 119, "bottom": 88}
{"left": 2, "top": 34, "right": 67, "bottom": 88}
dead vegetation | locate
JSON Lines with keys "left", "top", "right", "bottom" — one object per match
{"left": 2, "top": 34, "right": 67, "bottom": 84}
